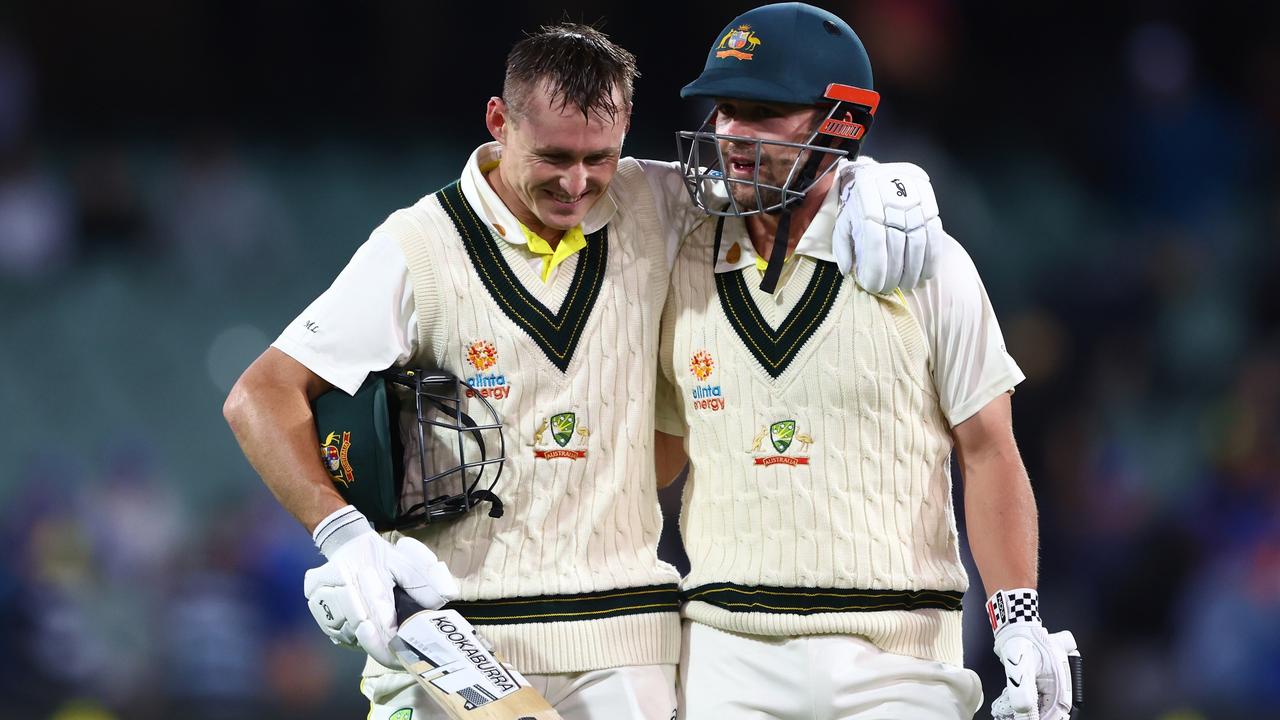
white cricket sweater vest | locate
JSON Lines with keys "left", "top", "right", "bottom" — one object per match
{"left": 662, "top": 217, "right": 970, "bottom": 666}
{"left": 375, "top": 159, "right": 680, "bottom": 674}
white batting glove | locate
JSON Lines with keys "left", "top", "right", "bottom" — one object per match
{"left": 988, "top": 589, "right": 1083, "bottom": 720}
{"left": 303, "top": 505, "right": 459, "bottom": 668}
{"left": 834, "top": 160, "right": 945, "bottom": 294}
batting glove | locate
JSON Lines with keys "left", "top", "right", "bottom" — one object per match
{"left": 988, "top": 588, "right": 1083, "bottom": 720}
{"left": 303, "top": 505, "right": 459, "bottom": 668}
{"left": 834, "top": 160, "right": 944, "bottom": 294}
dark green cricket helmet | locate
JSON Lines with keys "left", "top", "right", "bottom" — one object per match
{"left": 676, "top": 3, "right": 882, "bottom": 293}
{"left": 313, "top": 368, "right": 505, "bottom": 531}
{"left": 681, "top": 2, "right": 875, "bottom": 107}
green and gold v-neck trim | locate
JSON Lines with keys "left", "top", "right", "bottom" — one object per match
{"left": 713, "top": 217, "right": 845, "bottom": 380}
{"left": 437, "top": 180, "right": 607, "bottom": 373}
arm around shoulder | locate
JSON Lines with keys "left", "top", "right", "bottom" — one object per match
{"left": 635, "top": 158, "right": 710, "bottom": 261}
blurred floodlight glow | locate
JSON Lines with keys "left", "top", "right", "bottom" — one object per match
{"left": 1127, "top": 21, "right": 1192, "bottom": 98}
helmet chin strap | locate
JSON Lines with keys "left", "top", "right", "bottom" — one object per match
{"left": 757, "top": 93, "right": 871, "bottom": 293}
{"left": 758, "top": 133, "right": 835, "bottom": 294}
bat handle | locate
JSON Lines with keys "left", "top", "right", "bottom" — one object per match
{"left": 393, "top": 586, "right": 426, "bottom": 624}
{"left": 1068, "top": 654, "right": 1084, "bottom": 718}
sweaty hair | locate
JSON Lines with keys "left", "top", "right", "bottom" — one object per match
{"left": 503, "top": 22, "right": 639, "bottom": 123}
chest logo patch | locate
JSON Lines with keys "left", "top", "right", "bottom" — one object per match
{"left": 689, "top": 350, "right": 725, "bottom": 412}
{"left": 464, "top": 339, "right": 511, "bottom": 401}
{"left": 748, "top": 420, "right": 813, "bottom": 466}
{"left": 467, "top": 339, "right": 498, "bottom": 371}
{"left": 534, "top": 411, "right": 589, "bottom": 460}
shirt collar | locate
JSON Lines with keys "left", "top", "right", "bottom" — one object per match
{"left": 458, "top": 141, "right": 618, "bottom": 245}
{"left": 712, "top": 163, "right": 844, "bottom": 274}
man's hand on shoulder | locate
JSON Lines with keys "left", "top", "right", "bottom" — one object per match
{"left": 834, "top": 159, "right": 949, "bottom": 295}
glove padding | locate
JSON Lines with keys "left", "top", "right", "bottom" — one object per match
{"left": 303, "top": 507, "right": 458, "bottom": 668}
{"left": 990, "top": 615, "right": 1080, "bottom": 720}
{"left": 834, "top": 160, "right": 944, "bottom": 294}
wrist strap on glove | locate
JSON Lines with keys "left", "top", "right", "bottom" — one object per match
{"left": 313, "top": 505, "right": 375, "bottom": 559}
{"left": 986, "top": 587, "right": 1040, "bottom": 634}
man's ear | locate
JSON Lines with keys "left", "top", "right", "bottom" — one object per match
{"left": 485, "top": 97, "right": 508, "bottom": 143}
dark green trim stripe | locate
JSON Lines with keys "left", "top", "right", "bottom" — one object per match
{"left": 446, "top": 584, "right": 681, "bottom": 625}
{"left": 683, "top": 583, "right": 963, "bottom": 614}
{"left": 437, "top": 181, "right": 607, "bottom": 373}
{"left": 713, "top": 221, "right": 844, "bottom": 379}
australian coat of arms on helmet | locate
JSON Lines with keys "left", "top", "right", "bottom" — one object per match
{"left": 717, "top": 24, "right": 762, "bottom": 60}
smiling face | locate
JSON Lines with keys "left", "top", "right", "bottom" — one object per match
{"left": 711, "top": 97, "right": 827, "bottom": 211}
{"left": 485, "top": 80, "right": 628, "bottom": 239}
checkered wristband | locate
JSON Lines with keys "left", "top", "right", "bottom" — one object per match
{"left": 986, "top": 588, "right": 1040, "bottom": 634}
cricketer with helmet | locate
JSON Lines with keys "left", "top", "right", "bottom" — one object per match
{"left": 656, "top": 4, "right": 1082, "bottom": 719}
{"left": 223, "top": 17, "right": 962, "bottom": 720}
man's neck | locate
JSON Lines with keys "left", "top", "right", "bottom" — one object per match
{"left": 484, "top": 163, "right": 565, "bottom": 247}
{"left": 745, "top": 173, "right": 833, "bottom": 262}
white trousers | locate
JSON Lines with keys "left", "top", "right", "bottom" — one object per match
{"left": 362, "top": 663, "right": 678, "bottom": 720}
{"left": 678, "top": 621, "right": 982, "bottom": 720}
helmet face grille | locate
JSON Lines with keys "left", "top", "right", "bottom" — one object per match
{"left": 391, "top": 369, "right": 506, "bottom": 527}
{"left": 676, "top": 105, "right": 850, "bottom": 217}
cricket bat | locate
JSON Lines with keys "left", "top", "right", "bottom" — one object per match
{"left": 391, "top": 587, "right": 563, "bottom": 720}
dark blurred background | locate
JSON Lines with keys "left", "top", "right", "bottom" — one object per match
{"left": 1, "top": 1, "right": 1277, "bottom": 718}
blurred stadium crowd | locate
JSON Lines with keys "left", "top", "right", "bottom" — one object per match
{"left": 1, "top": 2, "right": 1277, "bottom": 718}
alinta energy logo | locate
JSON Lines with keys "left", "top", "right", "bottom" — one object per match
{"left": 689, "top": 350, "right": 724, "bottom": 411}
{"left": 464, "top": 339, "right": 511, "bottom": 400}
{"left": 746, "top": 420, "right": 814, "bottom": 466}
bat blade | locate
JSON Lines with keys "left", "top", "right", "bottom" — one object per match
{"left": 392, "top": 589, "right": 562, "bottom": 720}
